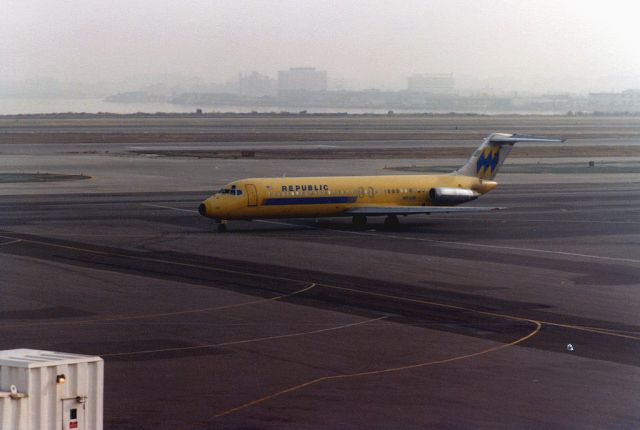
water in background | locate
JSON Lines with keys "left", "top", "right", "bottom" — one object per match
{"left": 0, "top": 98, "right": 544, "bottom": 115}
{"left": 0, "top": 98, "right": 197, "bottom": 115}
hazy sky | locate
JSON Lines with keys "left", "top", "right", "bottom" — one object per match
{"left": 3, "top": 0, "right": 640, "bottom": 92}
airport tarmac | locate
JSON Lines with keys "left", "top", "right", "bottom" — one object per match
{"left": 0, "top": 115, "right": 639, "bottom": 429}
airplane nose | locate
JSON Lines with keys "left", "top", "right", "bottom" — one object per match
{"left": 198, "top": 203, "right": 207, "bottom": 217}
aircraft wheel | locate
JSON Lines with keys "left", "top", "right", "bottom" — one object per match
{"left": 217, "top": 223, "right": 228, "bottom": 233}
{"left": 352, "top": 214, "right": 367, "bottom": 228}
{"left": 384, "top": 215, "right": 400, "bottom": 228}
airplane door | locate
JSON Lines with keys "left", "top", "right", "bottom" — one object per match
{"left": 246, "top": 184, "right": 258, "bottom": 206}
{"left": 358, "top": 187, "right": 365, "bottom": 199}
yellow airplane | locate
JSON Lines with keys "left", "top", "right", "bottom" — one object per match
{"left": 198, "top": 133, "right": 564, "bottom": 231}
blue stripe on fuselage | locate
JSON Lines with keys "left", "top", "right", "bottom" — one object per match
{"left": 263, "top": 196, "right": 357, "bottom": 206}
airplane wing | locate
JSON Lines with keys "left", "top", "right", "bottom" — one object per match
{"left": 344, "top": 206, "right": 503, "bottom": 216}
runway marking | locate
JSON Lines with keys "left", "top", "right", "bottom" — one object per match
{"left": 143, "top": 202, "right": 638, "bottom": 263}
{"left": 540, "top": 321, "right": 640, "bottom": 340}
{"left": 373, "top": 234, "right": 640, "bottom": 264}
{"left": 1, "top": 233, "right": 638, "bottom": 342}
{"left": 317, "top": 284, "right": 640, "bottom": 342}
{"left": 0, "top": 239, "right": 22, "bottom": 246}
{"left": 6, "top": 233, "right": 164, "bottom": 238}
{"left": 0, "top": 233, "right": 304, "bottom": 284}
{"left": 214, "top": 319, "right": 542, "bottom": 418}
{"left": 575, "top": 326, "right": 640, "bottom": 335}
{"left": 101, "top": 315, "right": 386, "bottom": 357}
{"left": 0, "top": 283, "right": 316, "bottom": 329}
{"left": 429, "top": 216, "right": 640, "bottom": 225}
{"left": 257, "top": 219, "right": 640, "bottom": 264}
{"left": 255, "top": 219, "right": 305, "bottom": 227}
{"left": 141, "top": 203, "right": 198, "bottom": 213}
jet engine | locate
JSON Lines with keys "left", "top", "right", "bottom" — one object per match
{"left": 429, "top": 187, "right": 479, "bottom": 205}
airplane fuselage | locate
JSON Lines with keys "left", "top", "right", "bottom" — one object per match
{"left": 200, "top": 174, "right": 497, "bottom": 220}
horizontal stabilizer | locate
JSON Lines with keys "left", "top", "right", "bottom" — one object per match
{"left": 488, "top": 133, "right": 566, "bottom": 144}
{"left": 344, "top": 206, "right": 503, "bottom": 216}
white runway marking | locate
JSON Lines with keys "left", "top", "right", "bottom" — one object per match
{"left": 358, "top": 231, "right": 640, "bottom": 264}
{"left": 259, "top": 221, "right": 640, "bottom": 264}
{"left": 149, "top": 204, "right": 640, "bottom": 264}
{"left": 429, "top": 216, "right": 640, "bottom": 225}
{"left": 103, "top": 315, "right": 387, "bottom": 357}
{"left": 141, "top": 203, "right": 198, "bottom": 213}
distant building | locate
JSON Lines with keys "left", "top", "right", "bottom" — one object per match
{"left": 278, "top": 67, "right": 327, "bottom": 93}
{"left": 327, "top": 77, "right": 346, "bottom": 91}
{"left": 589, "top": 89, "right": 640, "bottom": 112}
{"left": 238, "top": 72, "right": 275, "bottom": 97}
{"left": 408, "top": 73, "right": 455, "bottom": 94}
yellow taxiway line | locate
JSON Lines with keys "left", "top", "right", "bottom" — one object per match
{"left": 0, "top": 281, "right": 316, "bottom": 330}
{"left": 214, "top": 319, "right": 542, "bottom": 418}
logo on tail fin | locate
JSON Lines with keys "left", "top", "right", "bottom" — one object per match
{"left": 476, "top": 145, "right": 501, "bottom": 177}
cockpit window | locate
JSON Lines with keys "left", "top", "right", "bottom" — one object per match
{"left": 214, "top": 188, "right": 243, "bottom": 196}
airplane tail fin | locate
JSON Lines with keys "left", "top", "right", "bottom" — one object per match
{"left": 454, "top": 133, "right": 565, "bottom": 180}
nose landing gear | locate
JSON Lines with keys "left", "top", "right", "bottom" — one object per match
{"left": 216, "top": 219, "right": 228, "bottom": 232}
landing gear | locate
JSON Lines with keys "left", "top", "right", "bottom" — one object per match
{"left": 352, "top": 214, "right": 367, "bottom": 228}
{"left": 216, "top": 219, "right": 228, "bottom": 232}
{"left": 383, "top": 215, "right": 400, "bottom": 228}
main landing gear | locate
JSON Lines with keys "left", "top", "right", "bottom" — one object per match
{"left": 352, "top": 214, "right": 401, "bottom": 229}
{"left": 352, "top": 214, "right": 367, "bottom": 228}
{"left": 383, "top": 215, "right": 400, "bottom": 228}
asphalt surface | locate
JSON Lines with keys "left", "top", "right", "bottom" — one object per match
{"left": 1, "top": 182, "right": 639, "bottom": 429}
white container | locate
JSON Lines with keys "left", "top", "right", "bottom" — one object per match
{"left": 0, "top": 349, "right": 103, "bottom": 430}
